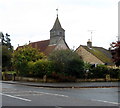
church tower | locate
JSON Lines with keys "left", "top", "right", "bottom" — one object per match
{"left": 49, "top": 15, "right": 65, "bottom": 45}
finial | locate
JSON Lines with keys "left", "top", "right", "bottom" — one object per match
{"left": 56, "top": 8, "right": 58, "bottom": 17}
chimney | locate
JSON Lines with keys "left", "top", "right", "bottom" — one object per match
{"left": 87, "top": 39, "right": 92, "bottom": 48}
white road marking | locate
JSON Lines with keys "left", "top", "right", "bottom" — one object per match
{"left": 15, "top": 93, "right": 43, "bottom": 96}
{"left": 0, "top": 93, "right": 31, "bottom": 102}
{"left": 92, "top": 99, "right": 119, "bottom": 105}
{"left": 33, "top": 91, "right": 69, "bottom": 97}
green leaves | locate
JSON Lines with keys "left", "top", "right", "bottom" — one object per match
{"left": 2, "top": 45, "right": 13, "bottom": 71}
{"left": 1, "top": 33, "right": 13, "bottom": 71}
{"left": 48, "top": 49, "right": 84, "bottom": 78}
{"left": 12, "top": 45, "right": 46, "bottom": 76}
{"left": 29, "top": 59, "right": 53, "bottom": 77}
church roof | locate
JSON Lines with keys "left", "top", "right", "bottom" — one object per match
{"left": 16, "top": 39, "right": 57, "bottom": 56}
{"left": 50, "top": 16, "right": 64, "bottom": 31}
{"left": 44, "top": 45, "right": 57, "bottom": 55}
{"left": 29, "top": 40, "right": 50, "bottom": 52}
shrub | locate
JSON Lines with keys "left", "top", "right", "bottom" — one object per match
{"left": 30, "top": 59, "right": 54, "bottom": 78}
{"left": 48, "top": 49, "right": 84, "bottom": 78}
{"left": 50, "top": 72, "right": 76, "bottom": 82}
{"left": 12, "top": 45, "right": 46, "bottom": 76}
{"left": 27, "top": 61, "right": 35, "bottom": 77}
{"left": 109, "top": 68, "right": 120, "bottom": 79}
{"left": 89, "top": 65, "right": 108, "bottom": 78}
{"left": 65, "top": 57, "right": 84, "bottom": 78}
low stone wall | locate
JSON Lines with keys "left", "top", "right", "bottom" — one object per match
{"left": 76, "top": 78, "right": 119, "bottom": 82}
{"left": 15, "top": 76, "right": 56, "bottom": 83}
{"left": 2, "top": 73, "right": 13, "bottom": 81}
{"left": 15, "top": 77, "right": 119, "bottom": 82}
{"left": 2, "top": 74, "right": 119, "bottom": 82}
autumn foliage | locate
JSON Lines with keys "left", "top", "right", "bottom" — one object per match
{"left": 110, "top": 41, "right": 120, "bottom": 66}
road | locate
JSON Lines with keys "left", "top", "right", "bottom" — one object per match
{"left": 1, "top": 82, "right": 119, "bottom": 107}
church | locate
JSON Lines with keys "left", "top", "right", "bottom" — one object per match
{"left": 17, "top": 15, "right": 69, "bottom": 55}
{"left": 16, "top": 13, "right": 114, "bottom": 66}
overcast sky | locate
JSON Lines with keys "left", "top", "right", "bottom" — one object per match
{"left": 0, "top": 0, "right": 119, "bottom": 50}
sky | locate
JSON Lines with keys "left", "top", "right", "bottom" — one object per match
{"left": 0, "top": 0, "right": 119, "bottom": 50}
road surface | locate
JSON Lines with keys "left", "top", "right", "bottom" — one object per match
{"left": 1, "top": 82, "right": 119, "bottom": 107}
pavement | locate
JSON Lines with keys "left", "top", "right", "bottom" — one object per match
{"left": 1, "top": 81, "right": 119, "bottom": 88}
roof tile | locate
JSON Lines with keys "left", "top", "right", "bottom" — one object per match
{"left": 29, "top": 40, "right": 50, "bottom": 52}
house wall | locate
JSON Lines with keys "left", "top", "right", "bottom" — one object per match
{"left": 76, "top": 46, "right": 104, "bottom": 64}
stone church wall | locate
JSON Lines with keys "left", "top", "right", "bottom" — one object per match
{"left": 55, "top": 39, "right": 68, "bottom": 50}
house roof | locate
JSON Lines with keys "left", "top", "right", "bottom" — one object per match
{"left": 79, "top": 45, "right": 114, "bottom": 65}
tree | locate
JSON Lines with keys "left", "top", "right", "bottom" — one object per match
{"left": 1, "top": 33, "right": 13, "bottom": 50}
{"left": 110, "top": 41, "right": 120, "bottom": 66}
{"left": 48, "top": 49, "right": 84, "bottom": 78}
{"left": 0, "top": 33, "right": 13, "bottom": 71}
{"left": 12, "top": 45, "right": 46, "bottom": 76}
{"left": 2, "top": 46, "right": 13, "bottom": 71}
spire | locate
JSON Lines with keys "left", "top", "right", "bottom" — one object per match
{"left": 51, "top": 16, "right": 63, "bottom": 30}
{"left": 49, "top": 10, "right": 65, "bottom": 45}
{"left": 50, "top": 8, "right": 64, "bottom": 31}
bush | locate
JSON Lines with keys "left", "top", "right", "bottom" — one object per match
{"left": 84, "top": 63, "right": 120, "bottom": 79}
{"left": 88, "top": 65, "right": 108, "bottom": 78}
{"left": 27, "top": 61, "right": 35, "bottom": 77}
{"left": 17, "top": 61, "right": 29, "bottom": 76}
{"left": 13, "top": 45, "right": 46, "bottom": 76}
{"left": 65, "top": 57, "right": 84, "bottom": 78}
{"left": 50, "top": 72, "right": 76, "bottom": 82}
{"left": 109, "top": 68, "right": 120, "bottom": 79}
{"left": 27, "top": 59, "right": 54, "bottom": 78}
{"left": 48, "top": 49, "right": 84, "bottom": 78}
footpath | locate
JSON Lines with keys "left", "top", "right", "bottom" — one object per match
{"left": 2, "top": 81, "right": 119, "bottom": 88}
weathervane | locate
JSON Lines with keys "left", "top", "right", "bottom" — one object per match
{"left": 56, "top": 8, "right": 58, "bottom": 17}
